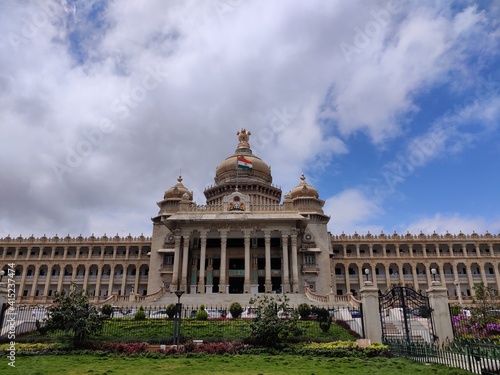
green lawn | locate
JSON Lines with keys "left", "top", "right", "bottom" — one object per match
{"left": 20, "top": 319, "right": 355, "bottom": 343}
{"left": 11, "top": 354, "right": 471, "bottom": 375}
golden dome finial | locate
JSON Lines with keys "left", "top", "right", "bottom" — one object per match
{"left": 177, "top": 176, "right": 183, "bottom": 183}
{"left": 237, "top": 128, "right": 251, "bottom": 149}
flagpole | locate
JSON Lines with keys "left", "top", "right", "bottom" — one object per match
{"left": 236, "top": 155, "right": 239, "bottom": 192}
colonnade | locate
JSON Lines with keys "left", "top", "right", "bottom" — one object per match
{"left": 168, "top": 229, "right": 301, "bottom": 294}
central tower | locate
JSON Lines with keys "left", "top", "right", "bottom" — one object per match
{"left": 203, "top": 129, "right": 282, "bottom": 205}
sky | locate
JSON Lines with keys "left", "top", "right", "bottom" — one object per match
{"left": 1, "top": 0, "right": 499, "bottom": 239}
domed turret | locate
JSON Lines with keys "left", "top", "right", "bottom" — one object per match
{"left": 164, "top": 176, "right": 193, "bottom": 200}
{"left": 289, "top": 174, "right": 319, "bottom": 199}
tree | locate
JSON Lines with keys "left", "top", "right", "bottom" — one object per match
{"left": 166, "top": 303, "right": 177, "bottom": 319}
{"left": 248, "top": 294, "right": 302, "bottom": 347}
{"left": 45, "top": 284, "right": 103, "bottom": 346}
{"left": 229, "top": 302, "right": 243, "bottom": 318}
{"left": 101, "top": 304, "right": 113, "bottom": 319}
{"left": 134, "top": 305, "right": 146, "bottom": 320}
{"left": 196, "top": 304, "right": 208, "bottom": 320}
{"left": 297, "top": 303, "right": 312, "bottom": 320}
{"left": 472, "top": 282, "right": 500, "bottom": 327}
{"left": 312, "top": 306, "right": 332, "bottom": 332}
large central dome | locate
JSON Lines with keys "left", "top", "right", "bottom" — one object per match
{"left": 214, "top": 128, "right": 272, "bottom": 185}
{"left": 204, "top": 129, "right": 281, "bottom": 205}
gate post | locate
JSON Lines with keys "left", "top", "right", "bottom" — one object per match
{"left": 427, "top": 283, "right": 454, "bottom": 344}
{"left": 360, "top": 282, "right": 382, "bottom": 343}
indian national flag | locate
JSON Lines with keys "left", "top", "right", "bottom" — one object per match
{"left": 237, "top": 156, "right": 253, "bottom": 170}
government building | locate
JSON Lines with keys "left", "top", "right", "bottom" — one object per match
{"left": 1, "top": 129, "right": 499, "bottom": 306}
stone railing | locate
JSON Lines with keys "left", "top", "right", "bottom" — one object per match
{"left": 0, "top": 234, "right": 152, "bottom": 244}
{"left": 332, "top": 231, "right": 499, "bottom": 241}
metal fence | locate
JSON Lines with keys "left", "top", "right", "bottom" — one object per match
{"left": 0, "top": 304, "right": 363, "bottom": 344}
{"left": 385, "top": 339, "right": 500, "bottom": 375}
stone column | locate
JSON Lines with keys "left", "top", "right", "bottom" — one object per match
{"left": 291, "top": 229, "right": 299, "bottom": 293}
{"left": 171, "top": 233, "right": 182, "bottom": 291}
{"left": 382, "top": 244, "right": 387, "bottom": 258}
{"left": 219, "top": 230, "right": 228, "bottom": 293}
{"left": 43, "top": 267, "right": 52, "bottom": 297}
{"left": 94, "top": 266, "right": 102, "bottom": 297}
{"left": 244, "top": 230, "right": 251, "bottom": 293}
{"left": 120, "top": 270, "right": 127, "bottom": 296}
{"left": 360, "top": 281, "right": 383, "bottom": 343}
{"left": 83, "top": 266, "right": 91, "bottom": 293}
{"left": 57, "top": 267, "right": 65, "bottom": 294}
{"left": 198, "top": 233, "right": 207, "bottom": 293}
{"left": 411, "top": 263, "right": 419, "bottom": 291}
{"left": 180, "top": 234, "right": 190, "bottom": 292}
{"left": 369, "top": 244, "right": 373, "bottom": 257}
{"left": 264, "top": 230, "right": 272, "bottom": 292}
{"left": 427, "top": 283, "right": 454, "bottom": 344}
{"left": 355, "top": 244, "right": 360, "bottom": 258}
{"left": 18, "top": 267, "right": 28, "bottom": 301}
{"left": 385, "top": 264, "right": 391, "bottom": 290}
{"left": 30, "top": 265, "right": 40, "bottom": 300}
{"left": 108, "top": 266, "right": 115, "bottom": 296}
{"left": 282, "top": 234, "right": 290, "bottom": 293}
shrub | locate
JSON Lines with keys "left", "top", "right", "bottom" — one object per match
{"left": 166, "top": 304, "right": 177, "bottom": 319}
{"left": 297, "top": 303, "right": 312, "bottom": 320}
{"left": 44, "top": 283, "right": 103, "bottom": 346}
{"left": 101, "top": 304, "right": 113, "bottom": 318}
{"left": 196, "top": 305, "right": 208, "bottom": 320}
{"left": 229, "top": 302, "right": 243, "bottom": 318}
{"left": 248, "top": 294, "right": 302, "bottom": 347}
{"left": 312, "top": 306, "right": 332, "bottom": 332}
{"left": 134, "top": 306, "right": 146, "bottom": 321}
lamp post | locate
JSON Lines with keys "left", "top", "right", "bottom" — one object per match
{"left": 454, "top": 279, "right": 463, "bottom": 307}
{"left": 173, "top": 290, "right": 184, "bottom": 346}
{"left": 0, "top": 270, "right": 4, "bottom": 282}
{"left": 364, "top": 268, "right": 370, "bottom": 282}
{"left": 431, "top": 268, "right": 437, "bottom": 284}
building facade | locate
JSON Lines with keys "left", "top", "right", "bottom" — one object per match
{"left": 1, "top": 129, "right": 499, "bottom": 305}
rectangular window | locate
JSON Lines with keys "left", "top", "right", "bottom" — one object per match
{"left": 304, "top": 255, "right": 315, "bottom": 265}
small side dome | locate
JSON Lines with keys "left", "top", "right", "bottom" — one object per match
{"left": 289, "top": 174, "right": 319, "bottom": 199}
{"left": 164, "top": 176, "right": 193, "bottom": 200}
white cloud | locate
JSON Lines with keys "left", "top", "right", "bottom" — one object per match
{"left": 0, "top": 1, "right": 498, "bottom": 237}
{"left": 403, "top": 213, "right": 500, "bottom": 235}
{"left": 324, "top": 189, "right": 383, "bottom": 235}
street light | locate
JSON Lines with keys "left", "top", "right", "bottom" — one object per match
{"left": 431, "top": 268, "right": 437, "bottom": 282}
{"left": 173, "top": 290, "right": 185, "bottom": 346}
{"left": 0, "top": 270, "right": 5, "bottom": 281}
{"left": 364, "top": 268, "right": 370, "bottom": 281}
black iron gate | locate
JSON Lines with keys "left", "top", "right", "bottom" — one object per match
{"left": 379, "top": 286, "right": 435, "bottom": 344}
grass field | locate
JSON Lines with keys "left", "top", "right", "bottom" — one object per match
{"left": 10, "top": 354, "right": 471, "bottom": 375}
{"left": 19, "top": 319, "right": 356, "bottom": 343}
